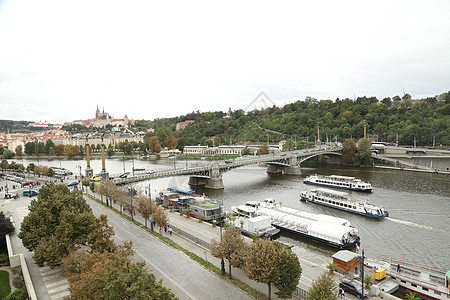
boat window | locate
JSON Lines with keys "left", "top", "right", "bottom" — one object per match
{"left": 422, "top": 287, "right": 428, "bottom": 291}
{"left": 411, "top": 283, "right": 417, "bottom": 287}
{"left": 433, "top": 290, "right": 440, "bottom": 295}
{"left": 353, "top": 206, "right": 356, "bottom": 209}
{"left": 401, "top": 280, "right": 406, "bottom": 283}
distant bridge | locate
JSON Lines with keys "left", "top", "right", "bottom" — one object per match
{"left": 111, "top": 147, "right": 342, "bottom": 189}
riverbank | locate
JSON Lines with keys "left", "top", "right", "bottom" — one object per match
{"left": 375, "top": 165, "right": 450, "bottom": 175}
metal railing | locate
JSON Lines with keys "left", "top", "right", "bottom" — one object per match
{"left": 169, "top": 224, "right": 211, "bottom": 249}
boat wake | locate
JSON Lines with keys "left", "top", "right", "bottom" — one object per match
{"left": 386, "top": 217, "right": 433, "bottom": 231}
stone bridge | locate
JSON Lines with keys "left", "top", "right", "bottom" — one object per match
{"left": 112, "top": 147, "right": 342, "bottom": 189}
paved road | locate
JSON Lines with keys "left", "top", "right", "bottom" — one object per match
{"left": 85, "top": 194, "right": 254, "bottom": 300}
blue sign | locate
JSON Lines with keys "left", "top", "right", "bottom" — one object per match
{"left": 149, "top": 214, "right": 153, "bottom": 222}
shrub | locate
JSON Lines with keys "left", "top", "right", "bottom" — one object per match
{"left": 3, "top": 288, "right": 28, "bottom": 300}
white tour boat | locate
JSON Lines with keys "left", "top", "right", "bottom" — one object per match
{"left": 304, "top": 174, "right": 373, "bottom": 192}
{"left": 300, "top": 188, "right": 389, "bottom": 219}
{"left": 365, "top": 258, "right": 450, "bottom": 300}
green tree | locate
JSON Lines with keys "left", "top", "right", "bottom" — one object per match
{"left": 107, "top": 145, "right": 115, "bottom": 157}
{"left": 284, "top": 139, "right": 295, "bottom": 151}
{"left": 2, "top": 149, "right": 14, "bottom": 159}
{"left": 211, "top": 226, "right": 248, "bottom": 279}
{"left": 46, "top": 167, "right": 55, "bottom": 177}
{"left": 81, "top": 178, "right": 90, "bottom": 192}
{"left": 306, "top": 271, "right": 338, "bottom": 300}
{"left": 353, "top": 138, "right": 373, "bottom": 166}
{"left": 1, "top": 159, "right": 9, "bottom": 169}
{"left": 24, "top": 142, "right": 35, "bottom": 155}
{"left": 45, "top": 139, "right": 55, "bottom": 154}
{"left": 244, "top": 239, "right": 302, "bottom": 299}
{"left": 26, "top": 163, "right": 36, "bottom": 174}
{"left": 0, "top": 212, "right": 15, "bottom": 237}
{"left": 18, "top": 184, "right": 96, "bottom": 268}
{"left": 342, "top": 139, "right": 356, "bottom": 164}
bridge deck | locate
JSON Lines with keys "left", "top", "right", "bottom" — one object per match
{"left": 112, "top": 148, "right": 342, "bottom": 185}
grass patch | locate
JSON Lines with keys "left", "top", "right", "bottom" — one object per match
{"left": 87, "top": 193, "right": 267, "bottom": 300}
{"left": 0, "top": 270, "right": 11, "bottom": 299}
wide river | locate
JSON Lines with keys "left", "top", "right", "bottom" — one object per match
{"left": 11, "top": 157, "right": 450, "bottom": 272}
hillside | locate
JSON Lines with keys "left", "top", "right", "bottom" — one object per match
{"left": 133, "top": 93, "right": 450, "bottom": 149}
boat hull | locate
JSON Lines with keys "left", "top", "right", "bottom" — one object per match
{"left": 272, "top": 223, "right": 359, "bottom": 250}
{"left": 304, "top": 180, "right": 373, "bottom": 192}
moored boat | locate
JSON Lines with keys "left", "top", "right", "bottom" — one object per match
{"left": 231, "top": 215, "right": 280, "bottom": 239}
{"left": 365, "top": 258, "right": 450, "bottom": 300}
{"left": 237, "top": 199, "right": 360, "bottom": 249}
{"left": 300, "top": 188, "right": 388, "bottom": 219}
{"left": 156, "top": 187, "right": 224, "bottom": 222}
{"left": 304, "top": 174, "right": 373, "bottom": 192}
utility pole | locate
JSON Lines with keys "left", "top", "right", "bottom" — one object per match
{"left": 148, "top": 183, "right": 154, "bottom": 233}
{"left": 361, "top": 249, "right": 365, "bottom": 299}
{"left": 220, "top": 223, "right": 226, "bottom": 275}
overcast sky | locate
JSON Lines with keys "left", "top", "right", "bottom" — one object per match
{"left": 1, "top": 0, "right": 449, "bottom": 124}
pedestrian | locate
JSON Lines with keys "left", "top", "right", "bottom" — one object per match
{"left": 342, "top": 289, "right": 345, "bottom": 298}
{"left": 397, "top": 264, "right": 401, "bottom": 273}
{"left": 164, "top": 226, "right": 167, "bottom": 233}
{"left": 169, "top": 227, "right": 172, "bottom": 235}
{"left": 338, "top": 287, "right": 343, "bottom": 299}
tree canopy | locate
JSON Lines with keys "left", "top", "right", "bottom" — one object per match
{"left": 244, "top": 239, "right": 302, "bottom": 299}
{"left": 18, "top": 184, "right": 96, "bottom": 268}
{"left": 306, "top": 271, "right": 338, "bottom": 300}
{"left": 63, "top": 241, "right": 178, "bottom": 300}
{"left": 210, "top": 226, "right": 248, "bottom": 279}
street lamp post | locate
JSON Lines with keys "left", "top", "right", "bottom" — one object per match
{"left": 146, "top": 184, "right": 154, "bottom": 233}
{"left": 219, "top": 222, "right": 226, "bottom": 275}
{"left": 361, "top": 249, "right": 365, "bottom": 300}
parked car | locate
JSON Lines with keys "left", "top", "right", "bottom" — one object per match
{"left": 67, "top": 181, "right": 79, "bottom": 187}
{"left": 146, "top": 170, "right": 156, "bottom": 174}
{"left": 339, "top": 278, "right": 369, "bottom": 299}
{"left": 119, "top": 172, "right": 130, "bottom": 178}
{"left": 90, "top": 174, "right": 101, "bottom": 182}
{"left": 23, "top": 190, "right": 39, "bottom": 197}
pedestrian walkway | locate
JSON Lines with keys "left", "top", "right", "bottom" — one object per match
{"left": 39, "top": 266, "right": 70, "bottom": 300}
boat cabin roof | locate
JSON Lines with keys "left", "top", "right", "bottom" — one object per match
{"left": 245, "top": 201, "right": 260, "bottom": 207}
{"left": 168, "top": 187, "right": 195, "bottom": 194}
{"left": 315, "top": 187, "right": 348, "bottom": 196}
{"left": 329, "top": 175, "right": 355, "bottom": 180}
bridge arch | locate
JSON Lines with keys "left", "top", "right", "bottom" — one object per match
{"left": 298, "top": 151, "right": 342, "bottom": 164}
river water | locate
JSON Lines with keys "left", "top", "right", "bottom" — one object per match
{"left": 10, "top": 157, "right": 450, "bottom": 272}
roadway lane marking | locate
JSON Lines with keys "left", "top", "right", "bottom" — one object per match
{"left": 135, "top": 249, "right": 198, "bottom": 300}
{"left": 195, "top": 278, "right": 208, "bottom": 288}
